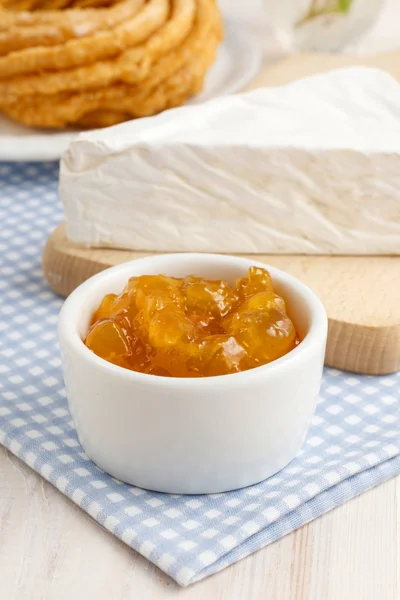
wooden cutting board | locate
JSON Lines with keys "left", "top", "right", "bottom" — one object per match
{"left": 43, "top": 225, "right": 400, "bottom": 376}
{"left": 43, "top": 52, "right": 400, "bottom": 376}
{"left": 246, "top": 51, "right": 400, "bottom": 90}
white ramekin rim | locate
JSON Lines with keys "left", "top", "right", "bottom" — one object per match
{"left": 58, "top": 253, "right": 328, "bottom": 389}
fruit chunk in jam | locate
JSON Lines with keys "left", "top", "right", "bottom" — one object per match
{"left": 84, "top": 267, "right": 299, "bottom": 377}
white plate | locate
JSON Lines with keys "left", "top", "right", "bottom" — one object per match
{"left": 0, "top": 20, "right": 262, "bottom": 162}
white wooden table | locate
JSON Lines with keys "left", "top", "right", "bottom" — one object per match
{"left": 1, "top": 446, "right": 398, "bottom": 599}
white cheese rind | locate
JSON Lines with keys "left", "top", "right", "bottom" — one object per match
{"left": 60, "top": 67, "right": 400, "bottom": 254}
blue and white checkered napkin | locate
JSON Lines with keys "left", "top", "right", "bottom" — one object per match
{"left": 1, "top": 162, "right": 399, "bottom": 587}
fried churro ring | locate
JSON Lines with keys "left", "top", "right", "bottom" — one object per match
{"left": 36, "top": 0, "right": 77, "bottom": 9}
{"left": 0, "top": 0, "right": 117, "bottom": 9}
{"left": 3, "top": 0, "right": 43, "bottom": 9}
{"left": 71, "top": 0, "right": 117, "bottom": 7}
{"left": 2, "top": 32, "right": 219, "bottom": 128}
{"left": 0, "top": 0, "right": 144, "bottom": 55}
{"left": 0, "top": 0, "right": 223, "bottom": 130}
{"left": 0, "top": 0, "right": 206, "bottom": 106}
{"left": 0, "top": 0, "right": 168, "bottom": 77}
{"left": 0, "top": 1, "right": 221, "bottom": 128}
{"left": 0, "top": 0, "right": 132, "bottom": 30}
{"left": 77, "top": 29, "right": 221, "bottom": 125}
{"left": 28, "top": 0, "right": 76, "bottom": 9}
{"left": 75, "top": 109, "right": 133, "bottom": 128}
{"left": 0, "top": 0, "right": 196, "bottom": 98}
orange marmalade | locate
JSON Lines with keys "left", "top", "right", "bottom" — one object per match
{"left": 84, "top": 267, "right": 299, "bottom": 377}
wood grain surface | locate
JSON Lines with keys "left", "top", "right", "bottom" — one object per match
{"left": 1, "top": 445, "right": 398, "bottom": 599}
{"left": 43, "top": 224, "right": 400, "bottom": 375}
{"left": 246, "top": 51, "right": 400, "bottom": 89}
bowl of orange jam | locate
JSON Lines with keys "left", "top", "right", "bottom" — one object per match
{"left": 58, "top": 253, "right": 327, "bottom": 494}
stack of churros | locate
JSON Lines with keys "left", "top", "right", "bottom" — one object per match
{"left": 0, "top": 0, "right": 222, "bottom": 128}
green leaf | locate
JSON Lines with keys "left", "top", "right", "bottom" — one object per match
{"left": 338, "top": 0, "right": 353, "bottom": 12}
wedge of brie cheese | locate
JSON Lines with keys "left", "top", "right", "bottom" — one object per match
{"left": 60, "top": 67, "right": 400, "bottom": 254}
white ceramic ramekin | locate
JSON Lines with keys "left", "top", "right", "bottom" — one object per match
{"left": 58, "top": 253, "right": 327, "bottom": 494}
